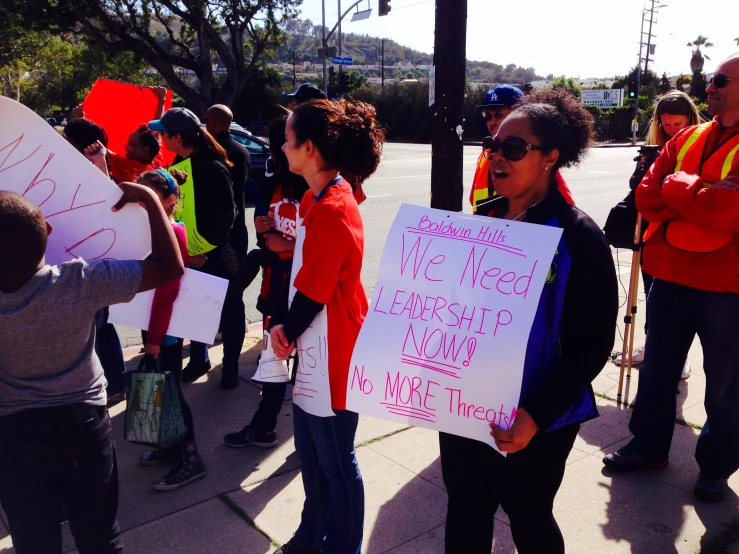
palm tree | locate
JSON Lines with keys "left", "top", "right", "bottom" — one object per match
{"left": 687, "top": 35, "right": 714, "bottom": 72}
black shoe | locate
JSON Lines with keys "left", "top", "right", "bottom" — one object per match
{"left": 223, "top": 426, "right": 278, "bottom": 448}
{"left": 182, "top": 361, "right": 212, "bottom": 383}
{"left": 220, "top": 367, "right": 240, "bottom": 390}
{"left": 274, "top": 539, "right": 320, "bottom": 554}
{"left": 139, "top": 447, "right": 176, "bottom": 466}
{"left": 603, "top": 443, "right": 668, "bottom": 472}
{"left": 152, "top": 442, "right": 206, "bottom": 492}
{"left": 694, "top": 474, "right": 728, "bottom": 502}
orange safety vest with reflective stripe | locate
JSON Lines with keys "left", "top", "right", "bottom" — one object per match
{"left": 643, "top": 122, "right": 739, "bottom": 252}
{"left": 469, "top": 151, "right": 490, "bottom": 213}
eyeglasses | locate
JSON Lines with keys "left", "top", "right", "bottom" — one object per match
{"left": 483, "top": 111, "right": 507, "bottom": 122}
{"left": 482, "top": 135, "right": 543, "bottom": 161}
{"left": 709, "top": 74, "right": 731, "bottom": 89}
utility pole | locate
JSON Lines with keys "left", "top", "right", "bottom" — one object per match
{"left": 631, "top": 11, "right": 645, "bottom": 146}
{"left": 322, "top": 0, "right": 327, "bottom": 95}
{"left": 430, "top": 0, "right": 467, "bottom": 211}
{"left": 292, "top": 51, "right": 297, "bottom": 86}
{"left": 338, "top": 0, "right": 343, "bottom": 96}
{"left": 381, "top": 38, "right": 385, "bottom": 91}
{"left": 643, "top": 0, "right": 656, "bottom": 74}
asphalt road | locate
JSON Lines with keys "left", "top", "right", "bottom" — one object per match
{"left": 115, "top": 142, "right": 637, "bottom": 347}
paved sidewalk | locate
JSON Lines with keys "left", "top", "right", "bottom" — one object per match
{"left": 2, "top": 257, "right": 739, "bottom": 553}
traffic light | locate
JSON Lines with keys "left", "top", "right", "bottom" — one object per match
{"left": 379, "top": 0, "right": 391, "bottom": 16}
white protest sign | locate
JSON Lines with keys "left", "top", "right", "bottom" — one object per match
{"left": 0, "top": 96, "right": 151, "bottom": 265}
{"left": 289, "top": 221, "right": 335, "bottom": 417}
{"left": 253, "top": 330, "right": 291, "bottom": 383}
{"left": 108, "top": 269, "right": 228, "bottom": 344}
{"left": 347, "top": 204, "right": 562, "bottom": 449}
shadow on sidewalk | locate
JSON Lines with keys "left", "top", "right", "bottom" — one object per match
{"left": 110, "top": 341, "right": 299, "bottom": 551}
{"left": 577, "top": 386, "right": 739, "bottom": 553}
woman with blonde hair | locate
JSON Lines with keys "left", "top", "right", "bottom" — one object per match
{"left": 645, "top": 90, "right": 703, "bottom": 147}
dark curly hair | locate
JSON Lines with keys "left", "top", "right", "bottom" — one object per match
{"left": 514, "top": 88, "right": 595, "bottom": 171}
{"left": 291, "top": 99, "right": 385, "bottom": 185}
{"left": 133, "top": 123, "right": 161, "bottom": 161}
{"left": 138, "top": 168, "right": 188, "bottom": 215}
{"left": 63, "top": 118, "right": 109, "bottom": 151}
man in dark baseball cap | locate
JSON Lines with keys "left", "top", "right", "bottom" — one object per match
{"left": 469, "top": 85, "right": 524, "bottom": 212}
{"left": 149, "top": 107, "right": 201, "bottom": 141}
{"left": 477, "top": 84, "right": 524, "bottom": 136}
{"left": 283, "top": 83, "right": 327, "bottom": 109}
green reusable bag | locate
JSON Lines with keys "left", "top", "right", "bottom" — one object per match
{"left": 123, "top": 355, "right": 188, "bottom": 448}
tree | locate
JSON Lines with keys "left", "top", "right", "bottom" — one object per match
{"left": 3, "top": 0, "right": 302, "bottom": 116}
{"left": 659, "top": 72, "right": 671, "bottom": 94}
{"left": 687, "top": 35, "right": 713, "bottom": 73}
{"left": 676, "top": 74, "right": 692, "bottom": 90}
{"left": 548, "top": 76, "right": 581, "bottom": 99}
{"left": 690, "top": 70, "right": 709, "bottom": 102}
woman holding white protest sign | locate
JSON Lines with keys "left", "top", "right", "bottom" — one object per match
{"left": 439, "top": 89, "right": 618, "bottom": 554}
{"left": 148, "top": 108, "right": 236, "bottom": 382}
{"left": 268, "top": 99, "right": 384, "bottom": 554}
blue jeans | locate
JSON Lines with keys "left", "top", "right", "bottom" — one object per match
{"left": 628, "top": 279, "right": 739, "bottom": 478}
{"left": 292, "top": 405, "right": 364, "bottom": 554}
{"left": 94, "top": 308, "right": 125, "bottom": 395}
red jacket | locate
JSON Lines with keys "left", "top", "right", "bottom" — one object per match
{"left": 637, "top": 118, "right": 739, "bottom": 293}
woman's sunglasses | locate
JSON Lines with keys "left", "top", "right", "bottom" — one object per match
{"left": 482, "top": 135, "right": 543, "bottom": 161}
{"left": 709, "top": 74, "right": 731, "bottom": 89}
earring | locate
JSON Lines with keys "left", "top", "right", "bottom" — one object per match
{"left": 544, "top": 166, "right": 549, "bottom": 171}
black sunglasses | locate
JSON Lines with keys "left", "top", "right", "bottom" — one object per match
{"left": 483, "top": 111, "right": 507, "bottom": 122}
{"left": 709, "top": 74, "right": 731, "bottom": 89}
{"left": 482, "top": 135, "right": 543, "bottom": 161}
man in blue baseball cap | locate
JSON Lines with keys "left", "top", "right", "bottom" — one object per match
{"left": 476, "top": 84, "right": 524, "bottom": 136}
{"left": 470, "top": 85, "right": 524, "bottom": 211}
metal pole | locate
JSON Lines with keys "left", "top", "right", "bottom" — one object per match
{"left": 338, "top": 0, "right": 343, "bottom": 96}
{"left": 292, "top": 51, "right": 297, "bottom": 86}
{"left": 617, "top": 213, "right": 643, "bottom": 402}
{"left": 381, "top": 38, "right": 385, "bottom": 91}
{"left": 644, "top": 0, "right": 656, "bottom": 75}
{"left": 631, "top": 10, "right": 645, "bottom": 145}
{"left": 322, "top": 0, "right": 328, "bottom": 96}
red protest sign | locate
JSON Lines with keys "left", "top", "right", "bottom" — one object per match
{"left": 83, "top": 79, "right": 175, "bottom": 165}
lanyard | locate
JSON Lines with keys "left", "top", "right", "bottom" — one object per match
{"left": 314, "top": 176, "right": 343, "bottom": 202}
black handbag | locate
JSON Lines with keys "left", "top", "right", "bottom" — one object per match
{"left": 603, "top": 145, "right": 661, "bottom": 250}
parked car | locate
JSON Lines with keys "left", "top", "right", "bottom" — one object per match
{"left": 202, "top": 123, "right": 270, "bottom": 203}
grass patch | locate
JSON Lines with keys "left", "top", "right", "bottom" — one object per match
{"left": 593, "top": 392, "right": 703, "bottom": 431}
{"left": 699, "top": 517, "right": 739, "bottom": 554}
{"left": 219, "top": 494, "right": 280, "bottom": 549}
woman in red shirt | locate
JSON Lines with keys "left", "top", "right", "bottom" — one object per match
{"left": 269, "top": 100, "right": 384, "bottom": 554}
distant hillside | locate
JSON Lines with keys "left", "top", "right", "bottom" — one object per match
{"left": 271, "top": 19, "right": 543, "bottom": 84}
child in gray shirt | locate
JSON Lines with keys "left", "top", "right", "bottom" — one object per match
{"left": 0, "top": 184, "right": 183, "bottom": 554}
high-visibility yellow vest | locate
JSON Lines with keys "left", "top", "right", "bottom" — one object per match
{"left": 643, "top": 122, "right": 739, "bottom": 252}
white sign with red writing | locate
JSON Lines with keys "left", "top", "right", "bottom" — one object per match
{"left": 108, "top": 269, "right": 228, "bottom": 344}
{"left": 0, "top": 96, "right": 151, "bottom": 265}
{"left": 289, "top": 220, "right": 335, "bottom": 417}
{"left": 347, "top": 204, "right": 562, "bottom": 449}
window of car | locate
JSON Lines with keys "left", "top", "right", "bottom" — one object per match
{"left": 231, "top": 132, "right": 268, "bottom": 156}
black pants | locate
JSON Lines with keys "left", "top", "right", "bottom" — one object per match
{"left": 141, "top": 332, "right": 195, "bottom": 442}
{"left": 0, "top": 404, "right": 122, "bottom": 554}
{"left": 222, "top": 248, "right": 292, "bottom": 372}
{"left": 439, "top": 423, "right": 580, "bottom": 554}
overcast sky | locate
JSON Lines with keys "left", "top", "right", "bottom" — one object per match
{"left": 295, "top": 0, "right": 738, "bottom": 78}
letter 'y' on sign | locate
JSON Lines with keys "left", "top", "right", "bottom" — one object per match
{"left": 347, "top": 204, "right": 562, "bottom": 452}
{"left": 0, "top": 96, "right": 151, "bottom": 265}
